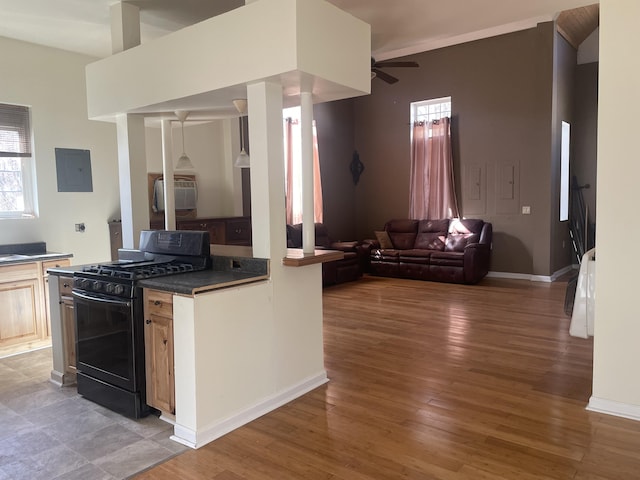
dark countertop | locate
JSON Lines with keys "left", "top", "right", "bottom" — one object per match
{"left": 0, "top": 252, "right": 73, "bottom": 266}
{"left": 139, "top": 269, "right": 268, "bottom": 295}
{"left": 47, "top": 255, "right": 270, "bottom": 295}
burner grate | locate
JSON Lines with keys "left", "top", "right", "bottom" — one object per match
{"left": 82, "top": 261, "right": 199, "bottom": 280}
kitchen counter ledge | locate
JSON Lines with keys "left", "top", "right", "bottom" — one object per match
{"left": 139, "top": 269, "right": 268, "bottom": 295}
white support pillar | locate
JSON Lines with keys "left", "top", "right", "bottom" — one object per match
{"left": 111, "top": 3, "right": 146, "bottom": 247}
{"left": 300, "top": 92, "right": 315, "bottom": 254}
{"left": 161, "top": 119, "right": 176, "bottom": 230}
{"left": 116, "top": 114, "right": 149, "bottom": 248}
{"left": 110, "top": 2, "right": 141, "bottom": 54}
{"left": 247, "top": 81, "right": 286, "bottom": 260}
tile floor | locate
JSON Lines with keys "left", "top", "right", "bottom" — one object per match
{"left": 0, "top": 347, "right": 187, "bottom": 480}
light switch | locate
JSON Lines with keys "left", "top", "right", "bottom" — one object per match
{"left": 522, "top": 206, "right": 531, "bottom": 215}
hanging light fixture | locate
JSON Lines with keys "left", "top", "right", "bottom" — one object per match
{"left": 232, "top": 99, "right": 250, "bottom": 168}
{"left": 174, "top": 110, "right": 194, "bottom": 170}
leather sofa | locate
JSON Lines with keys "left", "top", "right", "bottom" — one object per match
{"left": 367, "top": 218, "right": 492, "bottom": 284}
{"left": 286, "top": 223, "right": 370, "bottom": 286}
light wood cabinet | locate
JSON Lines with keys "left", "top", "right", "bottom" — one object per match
{"left": 0, "top": 258, "right": 71, "bottom": 358}
{"left": 144, "top": 289, "right": 175, "bottom": 415}
{"left": 0, "top": 263, "right": 42, "bottom": 353}
{"left": 41, "top": 259, "right": 71, "bottom": 338}
{"left": 58, "top": 276, "right": 76, "bottom": 375}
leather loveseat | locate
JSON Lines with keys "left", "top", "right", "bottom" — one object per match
{"left": 286, "top": 223, "right": 370, "bottom": 286}
{"left": 368, "top": 218, "right": 492, "bottom": 284}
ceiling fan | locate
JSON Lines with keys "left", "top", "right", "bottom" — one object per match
{"left": 371, "top": 57, "right": 419, "bottom": 84}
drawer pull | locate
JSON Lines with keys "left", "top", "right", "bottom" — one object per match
{"left": 146, "top": 319, "right": 152, "bottom": 325}
{"left": 154, "top": 300, "right": 162, "bottom": 306}
{"left": 63, "top": 283, "right": 70, "bottom": 288}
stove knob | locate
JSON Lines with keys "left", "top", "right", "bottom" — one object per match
{"left": 105, "top": 283, "right": 115, "bottom": 294}
{"left": 81, "top": 279, "right": 92, "bottom": 290}
{"left": 92, "top": 281, "right": 102, "bottom": 291}
{"left": 114, "top": 284, "right": 125, "bottom": 295}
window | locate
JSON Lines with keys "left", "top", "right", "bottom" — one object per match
{"left": 411, "top": 96, "right": 451, "bottom": 124}
{"left": 0, "top": 103, "right": 36, "bottom": 218}
{"left": 283, "top": 106, "right": 323, "bottom": 225}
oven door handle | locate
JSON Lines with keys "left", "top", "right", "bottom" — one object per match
{"left": 72, "top": 290, "right": 132, "bottom": 308}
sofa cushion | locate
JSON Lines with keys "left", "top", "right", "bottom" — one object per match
{"left": 374, "top": 231, "right": 394, "bottom": 249}
{"left": 445, "top": 234, "right": 479, "bottom": 252}
{"left": 399, "top": 249, "right": 433, "bottom": 265}
{"left": 286, "top": 224, "right": 303, "bottom": 248}
{"left": 389, "top": 232, "right": 417, "bottom": 250}
{"left": 372, "top": 249, "right": 400, "bottom": 261}
{"left": 384, "top": 219, "right": 418, "bottom": 250}
{"left": 415, "top": 219, "right": 449, "bottom": 251}
{"left": 449, "top": 218, "right": 484, "bottom": 235}
{"left": 430, "top": 251, "right": 464, "bottom": 267}
{"left": 445, "top": 219, "right": 484, "bottom": 252}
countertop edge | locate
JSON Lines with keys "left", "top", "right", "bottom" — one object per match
{"left": 0, "top": 253, "right": 74, "bottom": 268}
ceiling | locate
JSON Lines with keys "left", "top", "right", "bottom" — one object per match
{"left": 0, "top": 0, "right": 598, "bottom": 61}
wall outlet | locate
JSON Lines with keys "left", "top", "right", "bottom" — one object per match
{"left": 75, "top": 223, "right": 86, "bottom": 232}
{"left": 521, "top": 206, "right": 531, "bottom": 215}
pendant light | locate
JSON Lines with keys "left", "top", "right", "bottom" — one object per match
{"left": 174, "top": 110, "right": 194, "bottom": 170}
{"left": 232, "top": 99, "right": 250, "bottom": 168}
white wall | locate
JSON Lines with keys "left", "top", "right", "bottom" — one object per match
{"left": 591, "top": 0, "right": 640, "bottom": 416}
{"left": 0, "top": 36, "right": 119, "bottom": 265}
{"left": 145, "top": 119, "right": 242, "bottom": 218}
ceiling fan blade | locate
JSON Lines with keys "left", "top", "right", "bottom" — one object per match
{"left": 374, "top": 61, "right": 419, "bottom": 68}
{"left": 372, "top": 68, "right": 399, "bottom": 84}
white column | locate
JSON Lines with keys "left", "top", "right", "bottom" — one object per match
{"left": 161, "top": 119, "right": 176, "bottom": 230}
{"left": 246, "top": 81, "right": 286, "bottom": 260}
{"left": 111, "top": 3, "right": 146, "bottom": 248}
{"left": 110, "top": 2, "right": 141, "bottom": 54}
{"left": 300, "top": 91, "right": 315, "bottom": 254}
{"left": 590, "top": 0, "right": 640, "bottom": 414}
{"left": 116, "top": 114, "right": 148, "bottom": 248}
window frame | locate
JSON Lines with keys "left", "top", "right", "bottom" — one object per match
{"left": 411, "top": 96, "right": 452, "bottom": 124}
{"left": 0, "top": 103, "right": 37, "bottom": 219}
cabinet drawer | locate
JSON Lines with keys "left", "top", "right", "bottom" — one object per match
{"left": 225, "top": 219, "right": 251, "bottom": 244}
{"left": 43, "top": 258, "right": 71, "bottom": 272}
{"left": 0, "top": 262, "right": 38, "bottom": 282}
{"left": 146, "top": 290, "right": 173, "bottom": 318}
{"left": 58, "top": 276, "right": 73, "bottom": 297}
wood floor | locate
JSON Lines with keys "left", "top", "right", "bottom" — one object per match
{"left": 135, "top": 275, "right": 640, "bottom": 480}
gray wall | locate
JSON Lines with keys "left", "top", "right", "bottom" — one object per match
{"left": 314, "top": 24, "right": 598, "bottom": 276}
{"left": 550, "top": 32, "right": 577, "bottom": 273}
{"left": 572, "top": 62, "right": 598, "bottom": 224}
{"left": 351, "top": 23, "right": 563, "bottom": 275}
{"left": 314, "top": 100, "right": 357, "bottom": 242}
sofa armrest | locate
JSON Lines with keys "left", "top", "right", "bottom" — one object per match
{"left": 330, "top": 241, "right": 358, "bottom": 252}
{"left": 463, "top": 243, "right": 491, "bottom": 283}
{"left": 362, "top": 238, "right": 380, "bottom": 249}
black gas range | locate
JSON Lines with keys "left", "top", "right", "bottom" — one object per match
{"left": 72, "top": 230, "right": 210, "bottom": 418}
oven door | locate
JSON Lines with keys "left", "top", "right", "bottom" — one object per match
{"left": 73, "top": 289, "right": 138, "bottom": 391}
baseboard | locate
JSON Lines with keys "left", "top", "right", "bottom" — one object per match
{"left": 171, "top": 371, "right": 329, "bottom": 449}
{"left": 487, "top": 264, "right": 576, "bottom": 283}
{"left": 587, "top": 396, "right": 640, "bottom": 421}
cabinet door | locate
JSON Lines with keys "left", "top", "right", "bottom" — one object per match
{"left": 178, "top": 219, "right": 225, "bottom": 244}
{"left": 61, "top": 296, "right": 76, "bottom": 374}
{"left": 144, "top": 289, "right": 175, "bottom": 414}
{"left": 41, "top": 259, "right": 71, "bottom": 338}
{"left": 0, "top": 279, "right": 41, "bottom": 347}
{"left": 225, "top": 218, "right": 252, "bottom": 245}
{"left": 144, "top": 314, "right": 175, "bottom": 414}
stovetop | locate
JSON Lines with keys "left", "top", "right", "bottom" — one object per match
{"left": 81, "top": 259, "right": 201, "bottom": 280}
{"left": 72, "top": 229, "right": 212, "bottom": 299}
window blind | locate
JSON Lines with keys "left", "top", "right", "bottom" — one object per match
{"left": 0, "top": 103, "right": 32, "bottom": 157}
